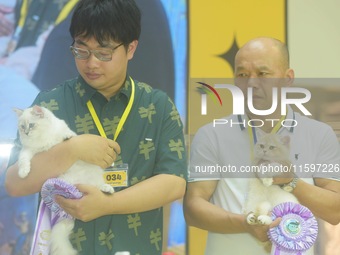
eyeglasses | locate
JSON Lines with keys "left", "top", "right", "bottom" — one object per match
{"left": 70, "top": 43, "right": 124, "bottom": 62}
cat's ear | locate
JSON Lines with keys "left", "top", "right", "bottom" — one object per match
{"left": 280, "top": 135, "right": 290, "bottom": 146}
{"left": 32, "top": 105, "right": 45, "bottom": 118}
{"left": 13, "top": 108, "right": 24, "bottom": 117}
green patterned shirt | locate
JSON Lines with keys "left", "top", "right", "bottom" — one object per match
{"left": 9, "top": 75, "right": 187, "bottom": 255}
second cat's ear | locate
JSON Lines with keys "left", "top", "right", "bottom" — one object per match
{"left": 281, "top": 135, "right": 290, "bottom": 146}
{"left": 32, "top": 105, "right": 44, "bottom": 118}
{"left": 13, "top": 108, "right": 23, "bottom": 117}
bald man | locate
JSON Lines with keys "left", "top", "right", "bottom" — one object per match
{"left": 184, "top": 37, "right": 340, "bottom": 255}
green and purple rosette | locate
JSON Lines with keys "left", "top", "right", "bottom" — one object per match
{"left": 41, "top": 178, "right": 83, "bottom": 221}
{"left": 268, "top": 202, "right": 318, "bottom": 255}
{"left": 30, "top": 178, "right": 83, "bottom": 255}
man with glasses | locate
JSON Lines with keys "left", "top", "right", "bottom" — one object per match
{"left": 70, "top": 42, "right": 125, "bottom": 62}
{"left": 32, "top": 0, "right": 176, "bottom": 99}
{"left": 5, "top": 0, "right": 187, "bottom": 254}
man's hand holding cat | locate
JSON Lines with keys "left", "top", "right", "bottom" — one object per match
{"left": 255, "top": 159, "right": 295, "bottom": 185}
{"left": 69, "top": 134, "right": 121, "bottom": 169}
{"left": 55, "top": 184, "right": 109, "bottom": 222}
{"left": 271, "top": 159, "right": 295, "bottom": 185}
{"left": 245, "top": 216, "right": 281, "bottom": 242}
{"left": 272, "top": 175, "right": 294, "bottom": 186}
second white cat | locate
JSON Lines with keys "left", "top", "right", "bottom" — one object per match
{"left": 243, "top": 133, "right": 298, "bottom": 226}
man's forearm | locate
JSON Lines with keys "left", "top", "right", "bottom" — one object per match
{"left": 104, "top": 174, "right": 186, "bottom": 215}
{"left": 294, "top": 179, "right": 340, "bottom": 225}
{"left": 5, "top": 138, "right": 78, "bottom": 196}
{"left": 184, "top": 197, "right": 247, "bottom": 234}
{"left": 55, "top": 174, "right": 187, "bottom": 222}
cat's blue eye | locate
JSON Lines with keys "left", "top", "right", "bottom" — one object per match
{"left": 29, "top": 123, "right": 35, "bottom": 129}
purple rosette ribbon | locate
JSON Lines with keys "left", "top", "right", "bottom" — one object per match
{"left": 30, "top": 178, "right": 83, "bottom": 255}
{"left": 268, "top": 202, "right": 318, "bottom": 255}
{"left": 41, "top": 178, "right": 83, "bottom": 221}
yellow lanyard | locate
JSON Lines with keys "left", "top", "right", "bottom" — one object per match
{"left": 247, "top": 115, "right": 286, "bottom": 160}
{"left": 86, "top": 77, "right": 135, "bottom": 141}
{"left": 18, "top": 0, "right": 79, "bottom": 29}
{"left": 18, "top": 0, "right": 28, "bottom": 28}
{"left": 55, "top": 0, "right": 79, "bottom": 25}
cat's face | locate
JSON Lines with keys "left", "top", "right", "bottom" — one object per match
{"left": 14, "top": 106, "right": 49, "bottom": 143}
{"left": 254, "top": 134, "right": 290, "bottom": 161}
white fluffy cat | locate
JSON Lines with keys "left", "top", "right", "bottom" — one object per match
{"left": 244, "top": 133, "right": 298, "bottom": 226}
{"left": 15, "top": 105, "right": 114, "bottom": 255}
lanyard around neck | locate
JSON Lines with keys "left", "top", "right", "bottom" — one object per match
{"left": 55, "top": 0, "right": 79, "bottom": 25}
{"left": 18, "top": 0, "right": 78, "bottom": 29}
{"left": 86, "top": 77, "right": 135, "bottom": 141}
{"left": 17, "top": 0, "right": 29, "bottom": 29}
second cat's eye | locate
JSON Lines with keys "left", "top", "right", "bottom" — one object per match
{"left": 269, "top": 146, "right": 275, "bottom": 150}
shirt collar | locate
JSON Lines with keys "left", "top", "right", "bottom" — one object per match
{"left": 76, "top": 75, "right": 133, "bottom": 105}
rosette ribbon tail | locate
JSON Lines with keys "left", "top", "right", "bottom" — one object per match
{"left": 29, "top": 201, "right": 51, "bottom": 255}
{"left": 30, "top": 178, "right": 83, "bottom": 255}
{"left": 274, "top": 246, "right": 280, "bottom": 255}
{"left": 272, "top": 245, "right": 304, "bottom": 255}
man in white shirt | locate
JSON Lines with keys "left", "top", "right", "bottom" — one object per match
{"left": 184, "top": 37, "right": 340, "bottom": 255}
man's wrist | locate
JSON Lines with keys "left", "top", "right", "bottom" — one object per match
{"left": 281, "top": 176, "right": 299, "bottom": 193}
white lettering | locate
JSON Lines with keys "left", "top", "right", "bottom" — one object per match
{"left": 212, "top": 118, "right": 297, "bottom": 128}
{"left": 200, "top": 85, "right": 311, "bottom": 116}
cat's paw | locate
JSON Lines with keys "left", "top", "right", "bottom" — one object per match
{"left": 100, "top": 184, "right": 115, "bottom": 194}
{"left": 246, "top": 212, "right": 258, "bottom": 225}
{"left": 262, "top": 178, "right": 273, "bottom": 187}
{"left": 18, "top": 164, "right": 31, "bottom": 178}
{"left": 257, "top": 215, "right": 272, "bottom": 225}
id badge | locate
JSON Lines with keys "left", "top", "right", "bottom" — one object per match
{"left": 104, "top": 163, "right": 128, "bottom": 187}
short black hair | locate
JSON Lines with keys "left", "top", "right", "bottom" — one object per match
{"left": 69, "top": 0, "right": 141, "bottom": 45}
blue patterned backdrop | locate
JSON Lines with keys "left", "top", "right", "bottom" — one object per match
{"left": 160, "top": 0, "right": 187, "bottom": 247}
{"left": 160, "top": 0, "right": 187, "bottom": 120}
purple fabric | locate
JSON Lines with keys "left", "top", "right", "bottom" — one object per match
{"left": 30, "top": 178, "right": 83, "bottom": 255}
{"left": 41, "top": 178, "right": 83, "bottom": 219}
{"left": 268, "top": 202, "right": 318, "bottom": 255}
{"left": 30, "top": 201, "right": 48, "bottom": 255}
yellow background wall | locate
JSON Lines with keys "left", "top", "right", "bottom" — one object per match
{"left": 187, "top": 1, "right": 286, "bottom": 254}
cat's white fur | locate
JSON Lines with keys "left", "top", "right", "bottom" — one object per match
{"left": 243, "top": 133, "right": 298, "bottom": 226}
{"left": 15, "top": 105, "right": 114, "bottom": 255}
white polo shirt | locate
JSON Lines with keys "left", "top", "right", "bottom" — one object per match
{"left": 189, "top": 108, "right": 340, "bottom": 255}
